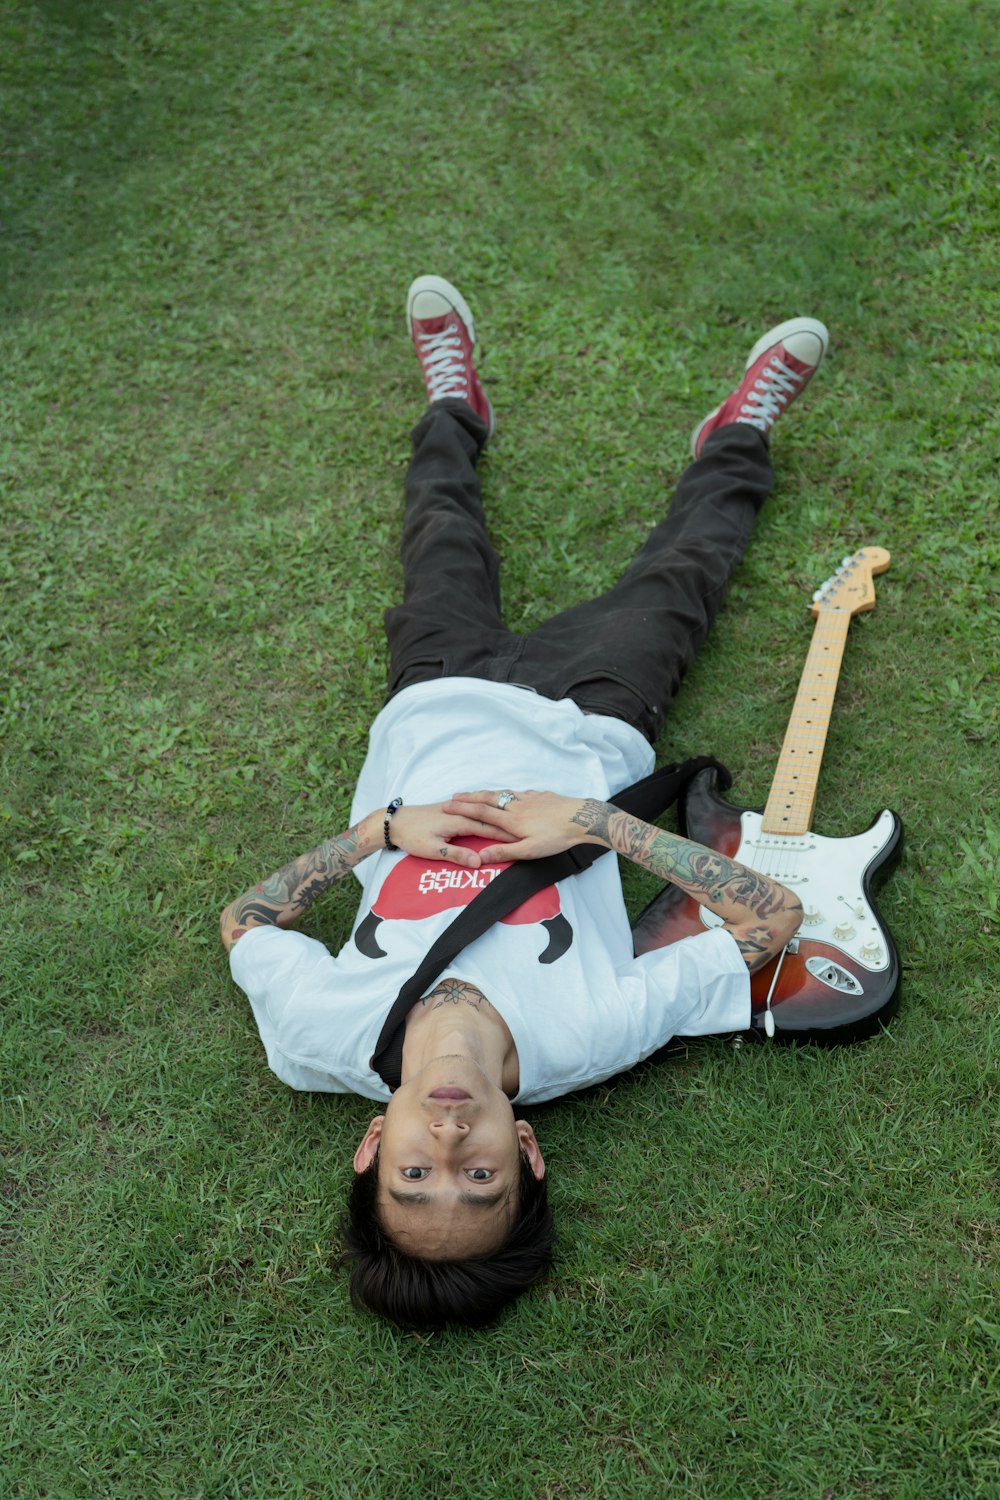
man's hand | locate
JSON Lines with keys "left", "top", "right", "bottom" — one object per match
{"left": 388, "top": 802, "right": 515, "bottom": 866}
{"left": 443, "top": 790, "right": 597, "bottom": 863}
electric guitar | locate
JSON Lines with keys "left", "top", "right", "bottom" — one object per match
{"left": 631, "top": 547, "right": 903, "bottom": 1044}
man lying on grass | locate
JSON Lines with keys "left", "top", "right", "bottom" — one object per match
{"left": 220, "top": 275, "right": 821, "bottom": 1328}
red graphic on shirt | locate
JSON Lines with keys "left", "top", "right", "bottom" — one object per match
{"left": 354, "top": 837, "right": 573, "bottom": 965}
{"left": 374, "top": 838, "right": 559, "bottom": 924}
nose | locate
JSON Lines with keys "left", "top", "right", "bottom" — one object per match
{"left": 429, "top": 1118, "right": 470, "bottom": 1136}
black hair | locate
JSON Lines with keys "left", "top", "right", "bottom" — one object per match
{"left": 340, "top": 1150, "right": 553, "bottom": 1329}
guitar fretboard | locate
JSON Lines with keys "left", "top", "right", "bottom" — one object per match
{"left": 761, "top": 610, "right": 852, "bottom": 835}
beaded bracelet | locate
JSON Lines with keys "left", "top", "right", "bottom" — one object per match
{"left": 384, "top": 797, "right": 403, "bottom": 851}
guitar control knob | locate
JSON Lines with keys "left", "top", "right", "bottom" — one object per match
{"left": 833, "top": 923, "right": 856, "bottom": 941}
{"left": 859, "top": 942, "right": 884, "bottom": 962}
{"left": 802, "top": 907, "right": 823, "bottom": 927}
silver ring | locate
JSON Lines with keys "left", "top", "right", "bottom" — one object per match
{"left": 497, "top": 791, "right": 516, "bottom": 810}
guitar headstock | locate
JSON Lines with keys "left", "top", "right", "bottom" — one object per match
{"left": 811, "top": 546, "right": 891, "bottom": 618}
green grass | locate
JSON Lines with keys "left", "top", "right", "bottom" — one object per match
{"left": 2, "top": 1, "right": 997, "bottom": 1496}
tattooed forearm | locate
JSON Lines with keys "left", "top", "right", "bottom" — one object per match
{"left": 567, "top": 798, "right": 799, "bottom": 928}
{"left": 639, "top": 826, "right": 794, "bottom": 921}
{"left": 732, "top": 926, "right": 789, "bottom": 974}
{"left": 239, "top": 824, "right": 367, "bottom": 921}
{"left": 605, "top": 812, "right": 795, "bottom": 916}
{"left": 591, "top": 806, "right": 802, "bottom": 968}
{"left": 222, "top": 817, "right": 376, "bottom": 948}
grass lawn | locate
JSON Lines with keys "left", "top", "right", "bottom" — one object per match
{"left": 2, "top": 2, "right": 997, "bottom": 1496}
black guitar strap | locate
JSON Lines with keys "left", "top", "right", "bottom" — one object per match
{"left": 370, "top": 755, "right": 731, "bottom": 1088}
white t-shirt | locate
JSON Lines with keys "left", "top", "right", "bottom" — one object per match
{"left": 229, "top": 679, "right": 750, "bottom": 1103}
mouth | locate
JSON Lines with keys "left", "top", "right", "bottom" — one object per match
{"left": 428, "top": 1088, "right": 473, "bottom": 1101}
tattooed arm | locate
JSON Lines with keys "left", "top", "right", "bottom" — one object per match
{"left": 219, "top": 801, "right": 514, "bottom": 952}
{"left": 568, "top": 798, "right": 802, "bottom": 971}
{"left": 443, "top": 790, "right": 802, "bottom": 972}
{"left": 220, "top": 815, "right": 378, "bottom": 952}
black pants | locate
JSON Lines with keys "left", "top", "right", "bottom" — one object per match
{"left": 384, "top": 400, "right": 773, "bottom": 744}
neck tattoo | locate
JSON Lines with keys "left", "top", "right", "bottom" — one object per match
{"left": 422, "top": 978, "right": 492, "bottom": 1013}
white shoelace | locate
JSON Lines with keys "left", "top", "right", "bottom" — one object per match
{"left": 417, "top": 327, "right": 470, "bottom": 401}
{"left": 739, "top": 355, "right": 804, "bottom": 430}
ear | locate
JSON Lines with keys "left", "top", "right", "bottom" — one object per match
{"left": 353, "top": 1116, "right": 384, "bottom": 1174}
{"left": 515, "top": 1120, "right": 546, "bottom": 1180}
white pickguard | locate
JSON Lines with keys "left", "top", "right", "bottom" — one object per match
{"left": 698, "top": 809, "right": 897, "bottom": 971}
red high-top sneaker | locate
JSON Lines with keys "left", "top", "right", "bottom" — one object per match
{"left": 406, "top": 275, "right": 495, "bottom": 438}
{"left": 691, "top": 318, "right": 829, "bottom": 458}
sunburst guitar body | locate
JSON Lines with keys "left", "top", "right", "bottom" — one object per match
{"left": 632, "top": 547, "right": 903, "bottom": 1045}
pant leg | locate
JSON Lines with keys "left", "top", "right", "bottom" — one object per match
{"left": 383, "top": 401, "right": 523, "bottom": 696}
{"left": 513, "top": 423, "right": 774, "bottom": 741}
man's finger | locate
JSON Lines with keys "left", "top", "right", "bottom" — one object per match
{"left": 442, "top": 798, "right": 506, "bottom": 825}
{"left": 437, "top": 842, "right": 482, "bottom": 868}
{"left": 450, "top": 790, "right": 527, "bottom": 810}
{"left": 453, "top": 816, "right": 516, "bottom": 841}
{"left": 479, "top": 840, "right": 532, "bottom": 863}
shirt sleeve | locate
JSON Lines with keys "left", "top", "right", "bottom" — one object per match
{"left": 624, "top": 927, "right": 751, "bottom": 1046}
{"left": 228, "top": 926, "right": 357, "bottom": 1093}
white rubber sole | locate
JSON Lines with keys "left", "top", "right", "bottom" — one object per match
{"left": 406, "top": 274, "right": 478, "bottom": 343}
{"left": 744, "top": 316, "right": 829, "bottom": 371}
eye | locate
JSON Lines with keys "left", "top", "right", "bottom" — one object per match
{"left": 464, "top": 1168, "right": 496, "bottom": 1181}
{"left": 401, "top": 1167, "right": 429, "bottom": 1180}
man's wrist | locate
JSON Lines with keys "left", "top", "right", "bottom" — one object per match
{"left": 383, "top": 797, "right": 404, "bottom": 850}
{"left": 568, "top": 797, "right": 618, "bottom": 848}
{"left": 346, "top": 811, "right": 383, "bottom": 863}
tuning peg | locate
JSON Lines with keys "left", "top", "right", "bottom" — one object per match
{"left": 812, "top": 588, "right": 825, "bottom": 602}
{"left": 841, "top": 555, "right": 854, "bottom": 567}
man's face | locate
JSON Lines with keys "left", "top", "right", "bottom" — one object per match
{"left": 353, "top": 1056, "right": 545, "bottom": 1260}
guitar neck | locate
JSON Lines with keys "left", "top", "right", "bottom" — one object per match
{"left": 761, "top": 609, "right": 852, "bottom": 835}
